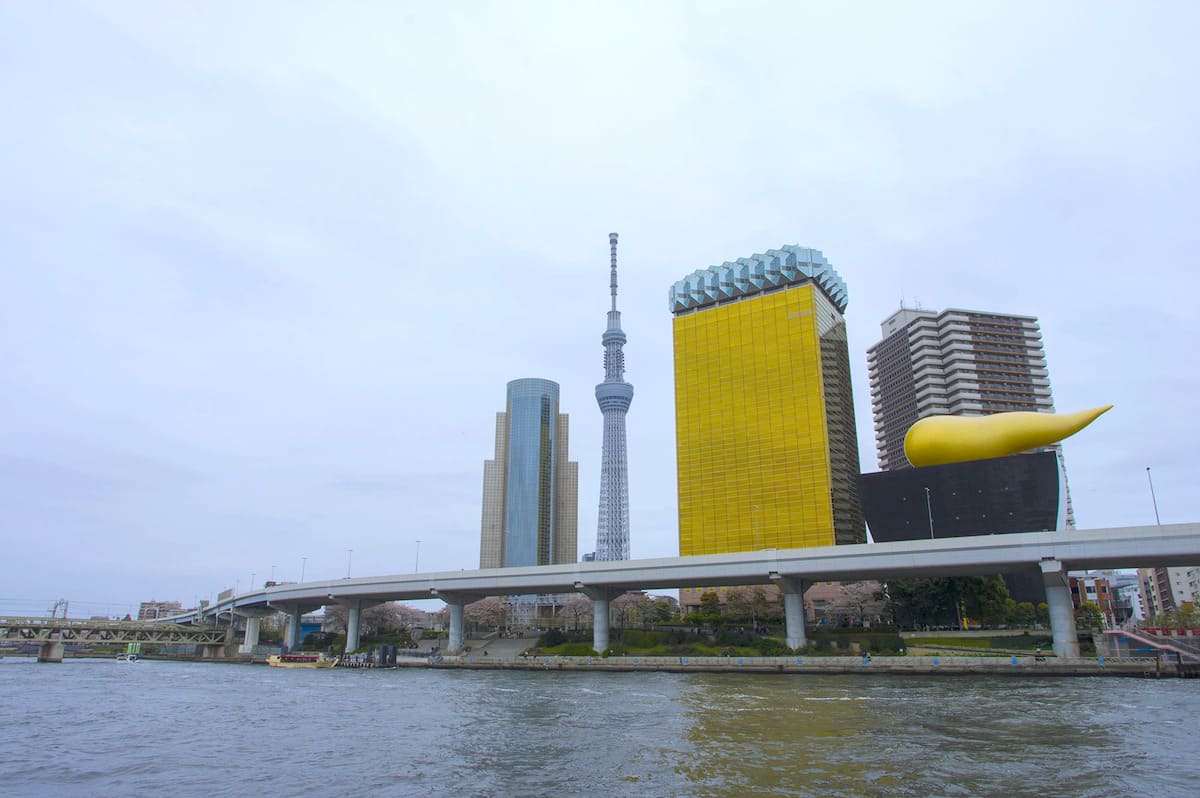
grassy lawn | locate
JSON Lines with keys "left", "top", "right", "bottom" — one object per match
{"left": 904, "top": 633, "right": 1054, "bottom": 651}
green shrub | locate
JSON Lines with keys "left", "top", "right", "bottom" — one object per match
{"left": 751, "top": 637, "right": 791, "bottom": 656}
{"left": 538, "top": 629, "right": 567, "bottom": 647}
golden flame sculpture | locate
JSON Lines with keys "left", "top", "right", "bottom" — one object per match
{"left": 903, "top": 405, "right": 1113, "bottom": 468}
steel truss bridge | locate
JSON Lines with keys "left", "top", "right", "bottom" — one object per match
{"left": 1, "top": 616, "right": 229, "bottom": 646}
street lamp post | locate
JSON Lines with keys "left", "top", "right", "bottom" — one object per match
{"left": 347, "top": 549, "right": 354, "bottom": 579}
{"left": 251, "top": 572, "right": 256, "bottom": 590}
{"left": 924, "top": 487, "right": 935, "bottom": 540}
{"left": 1146, "top": 467, "right": 1162, "bottom": 525}
{"left": 300, "top": 556, "right": 307, "bottom": 583}
{"left": 415, "top": 540, "right": 422, "bottom": 573}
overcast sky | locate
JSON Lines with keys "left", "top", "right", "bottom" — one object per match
{"left": 3, "top": 2, "right": 1197, "bottom": 618}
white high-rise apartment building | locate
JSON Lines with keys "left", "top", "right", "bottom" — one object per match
{"left": 1140, "top": 566, "right": 1200, "bottom": 617}
{"left": 867, "top": 306, "right": 1075, "bottom": 526}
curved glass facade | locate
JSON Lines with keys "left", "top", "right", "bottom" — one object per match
{"left": 504, "top": 379, "right": 560, "bottom": 567}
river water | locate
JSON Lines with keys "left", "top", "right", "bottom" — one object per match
{"left": 1, "top": 658, "right": 1197, "bottom": 797}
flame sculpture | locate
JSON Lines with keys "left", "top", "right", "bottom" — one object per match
{"left": 904, "top": 405, "right": 1113, "bottom": 468}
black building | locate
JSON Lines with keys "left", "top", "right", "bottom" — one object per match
{"left": 859, "top": 451, "right": 1062, "bottom": 602}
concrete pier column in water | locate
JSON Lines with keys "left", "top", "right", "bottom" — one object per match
{"left": 286, "top": 606, "right": 302, "bottom": 651}
{"left": 777, "top": 577, "right": 808, "bottom": 650}
{"left": 37, "top": 641, "right": 64, "bottom": 663}
{"left": 345, "top": 601, "right": 362, "bottom": 653}
{"left": 239, "top": 616, "right": 261, "bottom": 655}
{"left": 1040, "top": 559, "right": 1080, "bottom": 658}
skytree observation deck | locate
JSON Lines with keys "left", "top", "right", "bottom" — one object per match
{"left": 594, "top": 232, "right": 633, "bottom": 561}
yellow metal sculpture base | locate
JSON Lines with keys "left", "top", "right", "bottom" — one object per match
{"left": 904, "top": 405, "right": 1112, "bottom": 468}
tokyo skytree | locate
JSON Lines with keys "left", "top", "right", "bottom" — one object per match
{"left": 594, "top": 232, "right": 633, "bottom": 561}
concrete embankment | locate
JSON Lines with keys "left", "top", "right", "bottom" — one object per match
{"left": 426, "top": 654, "right": 1181, "bottom": 677}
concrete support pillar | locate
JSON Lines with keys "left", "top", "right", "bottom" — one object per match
{"left": 582, "top": 587, "right": 617, "bottom": 654}
{"left": 1040, "top": 559, "right": 1080, "bottom": 658}
{"left": 239, "top": 616, "right": 262, "bottom": 655}
{"left": 346, "top": 602, "right": 362, "bottom": 654}
{"left": 774, "top": 577, "right": 808, "bottom": 650}
{"left": 448, "top": 601, "right": 464, "bottom": 653}
{"left": 431, "top": 592, "right": 480, "bottom": 655}
{"left": 286, "top": 606, "right": 302, "bottom": 652}
{"left": 38, "top": 641, "right": 64, "bottom": 663}
{"left": 593, "top": 596, "right": 611, "bottom": 653}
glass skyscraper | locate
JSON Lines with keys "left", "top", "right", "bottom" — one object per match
{"left": 480, "top": 378, "right": 578, "bottom": 568}
{"left": 669, "top": 245, "right": 865, "bottom": 555}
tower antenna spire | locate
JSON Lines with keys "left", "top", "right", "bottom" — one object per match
{"left": 610, "top": 232, "right": 619, "bottom": 311}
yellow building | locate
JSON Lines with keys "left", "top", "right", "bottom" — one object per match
{"left": 670, "top": 246, "right": 865, "bottom": 555}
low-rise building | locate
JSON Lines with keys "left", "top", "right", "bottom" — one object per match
{"left": 137, "top": 600, "right": 183, "bottom": 620}
{"left": 1068, "top": 576, "right": 1116, "bottom": 627}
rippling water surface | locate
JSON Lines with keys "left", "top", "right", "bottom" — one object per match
{"left": 2, "top": 658, "right": 1197, "bottom": 797}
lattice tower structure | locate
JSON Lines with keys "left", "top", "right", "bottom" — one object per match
{"left": 594, "top": 232, "right": 633, "bottom": 561}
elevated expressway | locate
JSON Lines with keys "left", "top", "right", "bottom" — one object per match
{"left": 169, "top": 523, "right": 1200, "bottom": 659}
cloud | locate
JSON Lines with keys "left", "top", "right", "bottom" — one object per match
{"left": 2, "top": 1, "right": 1198, "bottom": 612}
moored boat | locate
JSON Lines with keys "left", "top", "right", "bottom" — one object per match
{"left": 266, "top": 652, "right": 339, "bottom": 668}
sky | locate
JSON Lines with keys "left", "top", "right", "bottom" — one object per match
{"left": 2, "top": 1, "right": 1198, "bottom": 618}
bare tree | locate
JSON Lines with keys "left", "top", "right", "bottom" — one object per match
{"left": 611, "top": 592, "right": 644, "bottom": 633}
{"left": 637, "top": 594, "right": 659, "bottom": 630}
{"left": 558, "top": 595, "right": 593, "bottom": 632}
{"left": 323, "top": 602, "right": 407, "bottom": 637}
{"left": 832, "top": 581, "right": 888, "bottom": 626}
{"left": 394, "top": 603, "right": 426, "bottom": 628}
{"left": 725, "top": 587, "right": 753, "bottom": 621}
{"left": 464, "top": 597, "right": 505, "bottom": 633}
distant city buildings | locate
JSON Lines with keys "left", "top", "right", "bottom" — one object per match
{"left": 593, "top": 232, "right": 633, "bottom": 561}
{"left": 1120, "top": 581, "right": 1147, "bottom": 622}
{"left": 479, "top": 378, "right": 578, "bottom": 569}
{"left": 137, "top": 600, "right": 183, "bottom": 620}
{"left": 669, "top": 244, "right": 865, "bottom": 556}
{"left": 1139, "top": 566, "right": 1200, "bottom": 617}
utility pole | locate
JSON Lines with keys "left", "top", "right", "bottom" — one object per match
{"left": 1146, "top": 467, "right": 1162, "bottom": 525}
{"left": 924, "top": 487, "right": 935, "bottom": 540}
